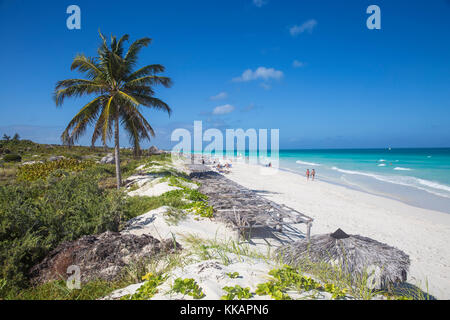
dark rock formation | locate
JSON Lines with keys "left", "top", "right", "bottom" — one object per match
{"left": 29, "top": 231, "right": 181, "bottom": 284}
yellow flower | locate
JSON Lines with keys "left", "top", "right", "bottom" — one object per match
{"left": 142, "top": 272, "right": 153, "bottom": 281}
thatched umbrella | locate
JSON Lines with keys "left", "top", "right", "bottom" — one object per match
{"left": 276, "top": 228, "right": 410, "bottom": 290}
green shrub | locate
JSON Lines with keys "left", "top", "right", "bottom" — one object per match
{"left": 171, "top": 278, "right": 205, "bottom": 299}
{"left": 0, "top": 172, "right": 138, "bottom": 294}
{"left": 121, "top": 273, "right": 167, "bottom": 300}
{"left": 221, "top": 285, "right": 253, "bottom": 300}
{"left": 186, "top": 201, "right": 214, "bottom": 218}
{"left": 226, "top": 272, "right": 240, "bottom": 279}
{"left": 16, "top": 158, "right": 94, "bottom": 181}
{"left": 3, "top": 154, "right": 21, "bottom": 162}
{"left": 7, "top": 279, "right": 120, "bottom": 300}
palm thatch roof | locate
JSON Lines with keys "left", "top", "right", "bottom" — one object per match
{"left": 275, "top": 228, "right": 410, "bottom": 290}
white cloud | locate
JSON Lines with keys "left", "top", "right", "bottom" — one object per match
{"left": 232, "top": 66, "right": 283, "bottom": 82}
{"left": 292, "top": 60, "right": 304, "bottom": 68}
{"left": 210, "top": 92, "right": 228, "bottom": 100}
{"left": 253, "top": 0, "right": 268, "bottom": 7}
{"left": 289, "top": 19, "right": 317, "bottom": 37}
{"left": 212, "top": 104, "right": 235, "bottom": 115}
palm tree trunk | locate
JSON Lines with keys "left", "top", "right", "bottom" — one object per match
{"left": 114, "top": 113, "right": 122, "bottom": 189}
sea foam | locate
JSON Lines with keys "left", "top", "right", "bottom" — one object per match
{"left": 331, "top": 166, "right": 450, "bottom": 198}
{"left": 296, "top": 160, "right": 321, "bottom": 166}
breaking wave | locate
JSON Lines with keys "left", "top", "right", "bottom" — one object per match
{"left": 331, "top": 166, "right": 450, "bottom": 198}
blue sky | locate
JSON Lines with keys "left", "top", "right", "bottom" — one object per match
{"left": 0, "top": 0, "right": 449, "bottom": 149}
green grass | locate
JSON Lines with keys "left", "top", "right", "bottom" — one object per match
{"left": 182, "top": 234, "right": 271, "bottom": 266}
{"left": 6, "top": 279, "right": 122, "bottom": 300}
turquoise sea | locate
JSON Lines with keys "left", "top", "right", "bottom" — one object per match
{"left": 198, "top": 148, "right": 450, "bottom": 213}
{"left": 275, "top": 148, "right": 450, "bottom": 214}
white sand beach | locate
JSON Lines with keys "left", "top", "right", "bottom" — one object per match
{"left": 105, "top": 157, "right": 450, "bottom": 300}
{"left": 225, "top": 161, "right": 450, "bottom": 299}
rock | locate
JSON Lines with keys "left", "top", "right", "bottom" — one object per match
{"left": 21, "top": 160, "right": 44, "bottom": 166}
{"left": 49, "top": 155, "right": 65, "bottom": 161}
{"left": 100, "top": 153, "right": 115, "bottom": 164}
{"left": 148, "top": 146, "right": 164, "bottom": 155}
{"left": 29, "top": 231, "right": 182, "bottom": 284}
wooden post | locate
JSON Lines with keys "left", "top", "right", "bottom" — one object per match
{"left": 306, "top": 222, "right": 312, "bottom": 242}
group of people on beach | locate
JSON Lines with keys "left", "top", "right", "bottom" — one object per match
{"left": 306, "top": 169, "right": 316, "bottom": 181}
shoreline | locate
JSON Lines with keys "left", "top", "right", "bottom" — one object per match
{"left": 277, "top": 165, "right": 450, "bottom": 215}
{"left": 223, "top": 160, "right": 450, "bottom": 299}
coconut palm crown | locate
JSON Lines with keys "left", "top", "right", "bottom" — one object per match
{"left": 54, "top": 31, "right": 172, "bottom": 188}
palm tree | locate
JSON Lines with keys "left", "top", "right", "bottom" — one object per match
{"left": 54, "top": 32, "right": 172, "bottom": 188}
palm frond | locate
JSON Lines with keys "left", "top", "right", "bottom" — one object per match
{"left": 126, "top": 75, "right": 172, "bottom": 88}
{"left": 54, "top": 83, "right": 106, "bottom": 106}
{"left": 70, "top": 54, "right": 102, "bottom": 79}
{"left": 124, "top": 37, "right": 151, "bottom": 72}
{"left": 134, "top": 95, "right": 172, "bottom": 115}
{"left": 126, "top": 64, "right": 165, "bottom": 81}
{"left": 61, "top": 96, "right": 103, "bottom": 144}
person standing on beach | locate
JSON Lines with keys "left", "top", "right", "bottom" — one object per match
{"left": 311, "top": 169, "right": 316, "bottom": 181}
{"left": 306, "top": 169, "right": 310, "bottom": 181}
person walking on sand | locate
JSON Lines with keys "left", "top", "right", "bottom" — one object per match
{"left": 311, "top": 169, "right": 316, "bottom": 181}
{"left": 306, "top": 169, "right": 310, "bottom": 181}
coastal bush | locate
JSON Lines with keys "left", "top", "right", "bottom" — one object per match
{"left": 255, "top": 265, "right": 316, "bottom": 300}
{"left": 16, "top": 158, "right": 94, "bottom": 181}
{"left": 254, "top": 265, "right": 350, "bottom": 300}
{"left": 121, "top": 273, "right": 167, "bottom": 300}
{"left": 226, "top": 272, "right": 240, "bottom": 279}
{"left": 255, "top": 281, "right": 291, "bottom": 300}
{"left": 171, "top": 278, "right": 205, "bottom": 299}
{"left": 186, "top": 201, "right": 214, "bottom": 218}
{"left": 221, "top": 285, "right": 253, "bottom": 300}
{"left": 7, "top": 279, "right": 121, "bottom": 300}
{"left": 3, "top": 154, "right": 21, "bottom": 162}
{"left": 0, "top": 172, "right": 142, "bottom": 295}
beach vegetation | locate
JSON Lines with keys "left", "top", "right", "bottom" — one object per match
{"left": 186, "top": 201, "right": 214, "bottom": 218}
{"left": 164, "top": 208, "right": 188, "bottom": 225}
{"left": 170, "top": 278, "right": 205, "bottom": 299}
{"left": 221, "top": 285, "right": 253, "bottom": 300}
{"left": 16, "top": 158, "right": 94, "bottom": 181}
{"left": 0, "top": 170, "right": 151, "bottom": 297}
{"left": 182, "top": 234, "right": 269, "bottom": 265}
{"left": 255, "top": 281, "right": 291, "bottom": 300}
{"left": 226, "top": 272, "right": 240, "bottom": 279}
{"left": 254, "top": 265, "right": 349, "bottom": 300}
{"left": 3, "top": 154, "right": 21, "bottom": 162}
{"left": 121, "top": 273, "right": 167, "bottom": 300}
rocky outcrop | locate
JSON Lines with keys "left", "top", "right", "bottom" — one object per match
{"left": 99, "top": 153, "right": 115, "bottom": 164}
{"left": 29, "top": 231, "right": 181, "bottom": 284}
{"left": 148, "top": 146, "right": 164, "bottom": 155}
{"left": 49, "top": 155, "right": 65, "bottom": 161}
